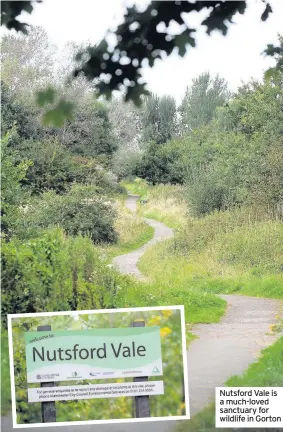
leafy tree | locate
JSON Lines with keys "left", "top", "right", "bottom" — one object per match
{"left": 135, "top": 62, "right": 283, "bottom": 213}
{"left": 182, "top": 70, "right": 283, "bottom": 214}
{"left": 61, "top": 98, "right": 117, "bottom": 157}
{"left": 1, "top": 26, "right": 55, "bottom": 99}
{"left": 1, "top": 30, "right": 117, "bottom": 158}
{"left": 264, "top": 34, "right": 283, "bottom": 80}
{"left": 1, "top": 1, "right": 41, "bottom": 33}
{"left": 112, "top": 147, "right": 143, "bottom": 180}
{"left": 109, "top": 98, "right": 142, "bottom": 151}
{"left": 109, "top": 98, "right": 143, "bottom": 178}
{"left": 141, "top": 94, "right": 177, "bottom": 144}
{"left": 135, "top": 140, "right": 184, "bottom": 184}
{"left": 1, "top": 81, "right": 45, "bottom": 142}
{"left": 179, "top": 72, "right": 230, "bottom": 133}
{"left": 1, "top": 1, "right": 275, "bottom": 105}
{"left": 215, "top": 76, "right": 283, "bottom": 137}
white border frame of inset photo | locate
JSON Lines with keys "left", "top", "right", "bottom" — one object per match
{"left": 8, "top": 305, "right": 190, "bottom": 428}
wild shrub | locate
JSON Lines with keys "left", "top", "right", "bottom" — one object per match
{"left": 1, "top": 229, "right": 73, "bottom": 321}
{"left": 20, "top": 187, "right": 118, "bottom": 244}
{"left": 1, "top": 228, "right": 121, "bottom": 325}
{"left": 18, "top": 139, "right": 81, "bottom": 194}
{"left": 1, "top": 130, "right": 32, "bottom": 238}
{"left": 185, "top": 169, "right": 229, "bottom": 216}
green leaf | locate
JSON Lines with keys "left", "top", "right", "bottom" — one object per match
{"left": 36, "top": 87, "right": 57, "bottom": 107}
{"left": 261, "top": 3, "right": 272, "bottom": 21}
{"left": 264, "top": 67, "right": 278, "bottom": 81}
{"left": 175, "top": 31, "right": 196, "bottom": 57}
{"left": 42, "top": 99, "right": 74, "bottom": 127}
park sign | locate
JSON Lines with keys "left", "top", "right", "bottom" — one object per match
{"left": 24, "top": 327, "right": 163, "bottom": 383}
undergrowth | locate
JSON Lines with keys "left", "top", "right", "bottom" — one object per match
{"left": 122, "top": 178, "right": 187, "bottom": 230}
{"left": 98, "top": 200, "right": 154, "bottom": 261}
{"left": 139, "top": 205, "right": 283, "bottom": 310}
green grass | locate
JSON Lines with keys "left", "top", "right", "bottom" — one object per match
{"left": 175, "top": 336, "right": 283, "bottom": 432}
{"left": 139, "top": 239, "right": 283, "bottom": 300}
{"left": 99, "top": 223, "right": 154, "bottom": 262}
{"left": 98, "top": 198, "right": 154, "bottom": 262}
{"left": 122, "top": 181, "right": 283, "bottom": 323}
{"left": 121, "top": 178, "right": 148, "bottom": 199}
{"left": 137, "top": 203, "right": 283, "bottom": 324}
{"left": 122, "top": 179, "right": 187, "bottom": 230}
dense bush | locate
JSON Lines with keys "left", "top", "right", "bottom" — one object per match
{"left": 20, "top": 188, "right": 118, "bottom": 244}
{"left": 62, "top": 99, "right": 118, "bottom": 157}
{"left": 112, "top": 147, "right": 143, "bottom": 180}
{"left": 17, "top": 139, "right": 87, "bottom": 194}
{"left": 1, "top": 131, "right": 32, "bottom": 238}
{"left": 1, "top": 228, "right": 121, "bottom": 324}
{"left": 135, "top": 141, "right": 185, "bottom": 184}
{"left": 1, "top": 81, "right": 44, "bottom": 142}
{"left": 185, "top": 168, "right": 229, "bottom": 216}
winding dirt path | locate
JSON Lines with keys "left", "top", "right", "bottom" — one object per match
{"left": 2, "top": 195, "right": 281, "bottom": 432}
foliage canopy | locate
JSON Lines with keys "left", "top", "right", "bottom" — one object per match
{"left": 1, "top": 0, "right": 278, "bottom": 105}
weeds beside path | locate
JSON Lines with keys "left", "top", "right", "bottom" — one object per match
{"left": 112, "top": 195, "right": 174, "bottom": 279}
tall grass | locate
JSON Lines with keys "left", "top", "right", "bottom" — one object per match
{"left": 135, "top": 185, "right": 283, "bottom": 324}
{"left": 139, "top": 217, "right": 283, "bottom": 303}
{"left": 121, "top": 178, "right": 148, "bottom": 198}
{"left": 98, "top": 199, "right": 154, "bottom": 261}
{"left": 122, "top": 178, "right": 188, "bottom": 230}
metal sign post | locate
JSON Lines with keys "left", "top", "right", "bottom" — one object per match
{"left": 37, "top": 325, "right": 56, "bottom": 423}
{"left": 132, "top": 320, "right": 150, "bottom": 418}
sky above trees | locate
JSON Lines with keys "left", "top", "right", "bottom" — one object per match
{"left": 2, "top": 0, "right": 283, "bottom": 103}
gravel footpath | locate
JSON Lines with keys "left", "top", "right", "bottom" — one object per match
{"left": 2, "top": 195, "right": 281, "bottom": 431}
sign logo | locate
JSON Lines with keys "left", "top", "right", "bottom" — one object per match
{"left": 72, "top": 371, "right": 78, "bottom": 378}
{"left": 152, "top": 366, "right": 160, "bottom": 373}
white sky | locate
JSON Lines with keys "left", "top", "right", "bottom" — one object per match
{"left": 13, "top": 0, "right": 283, "bottom": 103}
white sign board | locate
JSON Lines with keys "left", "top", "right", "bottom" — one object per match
{"left": 28, "top": 381, "right": 164, "bottom": 402}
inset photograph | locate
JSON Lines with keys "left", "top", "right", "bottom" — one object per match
{"left": 8, "top": 306, "right": 189, "bottom": 427}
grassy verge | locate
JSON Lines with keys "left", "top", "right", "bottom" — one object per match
{"left": 121, "top": 178, "right": 148, "bottom": 198}
{"left": 132, "top": 184, "right": 283, "bottom": 323}
{"left": 122, "top": 178, "right": 187, "bottom": 230}
{"left": 97, "top": 198, "right": 154, "bottom": 262}
{"left": 139, "top": 213, "right": 283, "bottom": 314}
{"left": 175, "top": 336, "right": 283, "bottom": 432}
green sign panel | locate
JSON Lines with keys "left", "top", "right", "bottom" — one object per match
{"left": 25, "top": 327, "right": 162, "bottom": 383}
